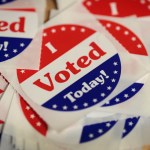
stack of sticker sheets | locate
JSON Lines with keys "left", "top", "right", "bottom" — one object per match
{"left": 1, "top": 0, "right": 150, "bottom": 149}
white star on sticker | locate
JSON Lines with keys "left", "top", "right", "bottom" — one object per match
{"left": 113, "top": 70, "right": 118, "bottom": 74}
{"left": 71, "top": 26, "right": 76, "bottom": 31}
{"left": 107, "top": 86, "right": 112, "bottom": 90}
{"left": 115, "top": 98, "right": 120, "bottom": 102}
{"left": 73, "top": 105, "right": 78, "bottom": 109}
{"left": 111, "top": 79, "right": 116, "bottom": 83}
{"left": 124, "top": 94, "right": 129, "bottom": 98}
{"left": 137, "top": 44, "right": 142, "bottom": 48}
{"left": 81, "top": 28, "right": 86, "bottom": 32}
{"left": 13, "top": 49, "right": 18, "bottom": 53}
{"left": 93, "top": 99, "right": 98, "bottom": 103}
{"left": 4, "top": 54, "right": 9, "bottom": 58}
{"left": 83, "top": 103, "right": 88, "bottom": 107}
{"left": 131, "top": 37, "right": 136, "bottom": 41}
{"left": 105, "top": 101, "right": 110, "bottom": 104}
{"left": 61, "top": 27, "right": 66, "bottom": 31}
{"left": 2, "top": 0, "right": 7, "bottom": 3}
{"left": 52, "top": 104, "right": 57, "bottom": 109}
{"left": 128, "top": 121, "right": 133, "bottom": 126}
{"left": 25, "top": 106, "right": 30, "bottom": 110}
{"left": 30, "top": 114, "right": 35, "bottom": 119}
{"left": 116, "top": 26, "right": 121, "bottom": 31}
{"left": 131, "top": 88, "right": 136, "bottom": 92}
{"left": 43, "top": 33, "right": 47, "bottom": 37}
{"left": 106, "top": 23, "right": 111, "bottom": 28}
{"left": 124, "top": 31, "right": 129, "bottom": 35}
{"left": 20, "top": 70, "right": 25, "bottom": 74}
{"left": 86, "top": 1, "right": 92, "bottom": 6}
{"left": 36, "top": 122, "right": 41, "bottom": 127}
{"left": 113, "top": 62, "right": 118, "bottom": 66}
{"left": 101, "top": 93, "right": 105, "bottom": 97}
{"left": 51, "top": 29, "right": 56, "bottom": 33}
{"left": 63, "top": 106, "right": 68, "bottom": 110}
{"left": 89, "top": 134, "right": 94, "bottom": 138}
{"left": 140, "top": 0, "right": 145, "bottom": 4}
{"left": 123, "top": 129, "right": 126, "bottom": 133}
{"left": 20, "top": 43, "right": 25, "bottom": 47}
{"left": 106, "top": 123, "right": 111, "bottom": 127}
{"left": 98, "top": 129, "right": 103, "bottom": 134}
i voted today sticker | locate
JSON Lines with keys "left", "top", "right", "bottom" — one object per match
{"left": 0, "top": 0, "right": 15, "bottom": 5}
{"left": 17, "top": 24, "right": 121, "bottom": 112}
{"left": 0, "top": 10, "right": 38, "bottom": 62}
{"left": 83, "top": 0, "right": 150, "bottom": 17}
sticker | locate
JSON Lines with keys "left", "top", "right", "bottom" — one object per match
{"left": 0, "top": 0, "right": 15, "bottom": 5}
{"left": 0, "top": 10, "right": 38, "bottom": 62}
{"left": 80, "top": 120, "right": 117, "bottom": 143}
{"left": 20, "top": 96, "right": 119, "bottom": 145}
{"left": 102, "top": 82, "right": 144, "bottom": 107}
{"left": 83, "top": 0, "right": 134, "bottom": 17}
{"left": 20, "top": 96, "right": 48, "bottom": 136}
{"left": 133, "top": 0, "right": 150, "bottom": 17}
{"left": 122, "top": 117, "right": 140, "bottom": 138}
{"left": 83, "top": 0, "right": 150, "bottom": 17}
{"left": 99, "top": 19, "right": 148, "bottom": 56}
{"left": 17, "top": 24, "right": 121, "bottom": 112}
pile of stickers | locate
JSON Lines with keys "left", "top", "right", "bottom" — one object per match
{"left": 1, "top": 0, "right": 150, "bottom": 149}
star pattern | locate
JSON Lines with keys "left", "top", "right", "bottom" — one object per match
{"left": 102, "top": 82, "right": 144, "bottom": 107}
{"left": 0, "top": 37, "right": 31, "bottom": 62}
{"left": 122, "top": 117, "right": 140, "bottom": 138}
{"left": 20, "top": 96, "right": 48, "bottom": 136}
{"left": 80, "top": 120, "right": 117, "bottom": 143}
{"left": 42, "top": 54, "right": 121, "bottom": 111}
{"left": 99, "top": 20, "right": 148, "bottom": 56}
{"left": 83, "top": 0, "right": 150, "bottom": 17}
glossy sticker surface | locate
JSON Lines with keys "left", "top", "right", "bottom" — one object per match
{"left": 0, "top": 11, "right": 38, "bottom": 62}
{"left": 17, "top": 24, "right": 121, "bottom": 112}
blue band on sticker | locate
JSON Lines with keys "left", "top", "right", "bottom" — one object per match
{"left": 42, "top": 54, "right": 121, "bottom": 111}
{"left": 102, "top": 83, "right": 144, "bottom": 107}
{"left": 0, "top": 37, "right": 32, "bottom": 62}
{"left": 122, "top": 117, "right": 140, "bottom": 138}
{"left": 0, "top": 0, "right": 15, "bottom": 5}
{"left": 80, "top": 120, "right": 117, "bottom": 143}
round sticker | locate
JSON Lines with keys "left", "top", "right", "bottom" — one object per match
{"left": 17, "top": 24, "right": 121, "bottom": 112}
{"left": 0, "top": 11, "right": 38, "bottom": 62}
{"left": 83, "top": 0, "right": 150, "bottom": 17}
{"left": 0, "top": 0, "right": 15, "bottom": 5}
{"left": 20, "top": 96, "right": 118, "bottom": 144}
